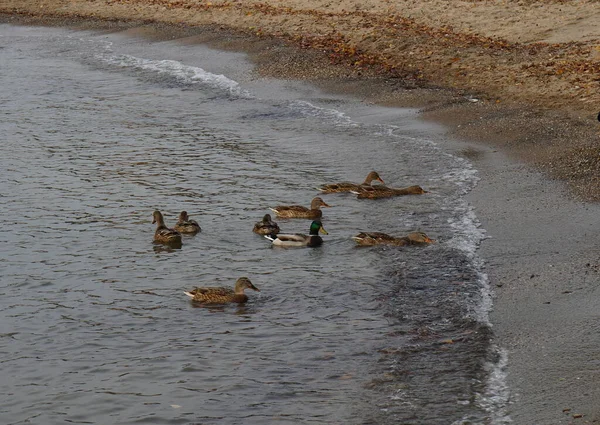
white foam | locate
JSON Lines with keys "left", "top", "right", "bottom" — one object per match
{"left": 288, "top": 100, "right": 359, "bottom": 127}
{"left": 381, "top": 124, "right": 510, "bottom": 423}
{"left": 99, "top": 54, "right": 251, "bottom": 98}
{"left": 443, "top": 168, "right": 513, "bottom": 425}
{"left": 479, "top": 347, "right": 512, "bottom": 424}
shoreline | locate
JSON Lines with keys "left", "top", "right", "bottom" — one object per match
{"left": 464, "top": 144, "right": 600, "bottom": 425}
{"left": 2, "top": 8, "right": 600, "bottom": 425}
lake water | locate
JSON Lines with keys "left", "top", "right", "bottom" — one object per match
{"left": 0, "top": 22, "right": 509, "bottom": 424}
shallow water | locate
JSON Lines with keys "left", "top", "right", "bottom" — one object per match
{"left": 0, "top": 23, "right": 506, "bottom": 424}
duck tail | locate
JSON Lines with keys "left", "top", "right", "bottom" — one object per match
{"left": 352, "top": 232, "right": 367, "bottom": 242}
{"left": 264, "top": 233, "right": 277, "bottom": 241}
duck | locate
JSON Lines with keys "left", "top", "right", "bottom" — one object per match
{"left": 270, "top": 196, "right": 331, "bottom": 219}
{"left": 353, "top": 184, "right": 428, "bottom": 199}
{"left": 317, "top": 171, "right": 385, "bottom": 194}
{"left": 253, "top": 213, "right": 280, "bottom": 236}
{"left": 174, "top": 211, "right": 201, "bottom": 234}
{"left": 352, "top": 231, "right": 435, "bottom": 246}
{"left": 152, "top": 210, "right": 182, "bottom": 246}
{"left": 184, "top": 277, "right": 260, "bottom": 304}
{"left": 265, "top": 220, "right": 328, "bottom": 247}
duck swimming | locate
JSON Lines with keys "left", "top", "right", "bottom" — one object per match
{"left": 152, "top": 210, "right": 182, "bottom": 246}
{"left": 253, "top": 213, "right": 280, "bottom": 236}
{"left": 184, "top": 277, "right": 260, "bottom": 304}
{"left": 317, "top": 171, "right": 385, "bottom": 194}
{"left": 352, "top": 231, "right": 435, "bottom": 246}
{"left": 174, "top": 211, "right": 201, "bottom": 234}
{"left": 270, "top": 196, "right": 331, "bottom": 219}
{"left": 354, "top": 184, "right": 428, "bottom": 199}
{"left": 265, "top": 220, "right": 328, "bottom": 247}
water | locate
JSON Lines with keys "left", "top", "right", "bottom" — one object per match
{"left": 0, "top": 23, "right": 508, "bottom": 424}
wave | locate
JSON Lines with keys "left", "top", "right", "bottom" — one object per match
{"left": 98, "top": 54, "right": 251, "bottom": 98}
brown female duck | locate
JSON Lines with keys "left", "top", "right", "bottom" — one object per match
{"left": 184, "top": 277, "right": 260, "bottom": 304}
{"left": 174, "top": 211, "right": 201, "bottom": 234}
{"left": 354, "top": 184, "right": 428, "bottom": 199}
{"left": 152, "top": 210, "right": 182, "bottom": 246}
{"left": 252, "top": 213, "right": 280, "bottom": 236}
{"left": 352, "top": 231, "right": 435, "bottom": 247}
{"left": 318, "top": 171, "right": 385, "bottom": 194}
{"left": 270, "top": 196, "right": 331, "bottom": 219}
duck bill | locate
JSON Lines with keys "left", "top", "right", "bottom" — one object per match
{"left": 152, "top": 218, "right": 156, "bottom": 224}
{"left": 251, "top": 284, "right": 261, "bottom": 292}
{"left": 319, "top": 227, "right": 329, "bottom": 235}
{"left": 377, "top": 178, "right": 385, "bottom": 184}
{"left": 321, "top": 201, "right": 331, "bottom": 208}
{"left": 424, "top": 236, "right": 435, "bottom": 244}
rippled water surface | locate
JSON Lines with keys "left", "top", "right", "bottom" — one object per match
{"left": 0, "top": 23, "right": 505, "bottom": 424}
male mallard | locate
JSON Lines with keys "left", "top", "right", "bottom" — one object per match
{"left": 270, "top": 197, "right": 331, "bottom": 219}
{"left": 184, "top": 277, "right": 260, "bottom": 304}
{"left": 174, "top": 211, "right": 201, "bottom": 234}
{"left": 317, "top": 171, "right": 385, "bottom": 194}
{"left": 253, "top": 213, "right": 280, "bottom": 236}
{"left": 354, "top": 184, "right": 428, "bottom": 199}
{"left": 352, "top": 231, "right": 435, "bottom": 246}
{"left": 265, "top": 220, "right": 328, "bottom": 247}
{"left": 152, "top": 210, "right": 182, "bottom": 246}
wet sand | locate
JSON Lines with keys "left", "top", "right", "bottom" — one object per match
{"left": 449, "top": 141, "right": 600, "bottom": 425}
{"left": 2, "top": 3, "right": 600, "bottom": 424}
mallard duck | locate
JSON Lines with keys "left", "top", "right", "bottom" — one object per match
{"left": 253, "top": 213, "right": 280, "bottom": 236}
{"left": 184, "top": 277, "right": 260, "bottom": 304}
{"left": 352, "top": 231, "right": 435, "bottom": 246}
{"left": 174, "top": 211, "right": 201, "bottom": 234}
{"left": 152, "top": 210, "right": 182, "bottom": 246}
{"left": 265, "top": 220, "right": 328, "bottom": 247}
{"left": 317, "top": 171, "right": 385, "bottom": 194}
{"left": 270, "top": 197, "right": 331, "bottom": 219}
{"left": 354, "top": 184, "right": 428, "bottom": 199}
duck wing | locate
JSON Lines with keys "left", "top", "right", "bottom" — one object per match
{"left": 254, "top": 223, "right": 280, "bottom": 235}
{"left": 270, "top": 205, "right": 309, "bottom": 213}
{"left": 156, "top": 227, "right": 181, "bottom": 238}
{"left": 273, "top": 233, "right": 308, "bottom": 242}
{"left": 318, "top": 182, "right": 358, "bottom": 193}
{"left": 184, "top": 286, "right": 233, "bottom": 298}
{"left": 363, "top": 232, "right": 396, "bottom": 241}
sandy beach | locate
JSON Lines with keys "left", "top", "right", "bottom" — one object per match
{"left": 1, "top": 1, "right": 599, "bottom": 423}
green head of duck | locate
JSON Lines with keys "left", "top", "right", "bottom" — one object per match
{"left": 310, "top": 221, "right": 328, "bottom": 236}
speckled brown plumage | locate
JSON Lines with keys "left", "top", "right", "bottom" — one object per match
{"left": 152, "top": 210, "right": 182, "bottom": 246}
{"left": 184, "top": 277, "right": 260, "bottom": 304}
{"left": 174, "top": 211, "right": 201, "bottom": 234}
{"left": 270, "top": 197, "right": 331, "bottom": 219}
{"left": 355, "top": 185, "right": 428, "bottom": 199}
{"left": 253, "top": 214, "right": 280, "bottom": 235}
{"left": 318, "top": 171, "right": 385, "bottom": 194}
{"left": 352, "top": 231, "right": 435, "bottom": 246}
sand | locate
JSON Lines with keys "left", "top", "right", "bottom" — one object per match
{"left": 1, "top": 1, "right": 599, "bottom": 423}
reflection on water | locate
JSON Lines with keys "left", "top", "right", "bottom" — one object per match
{"left": 0, "top": 23, "right": 499, "bottom": 425}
